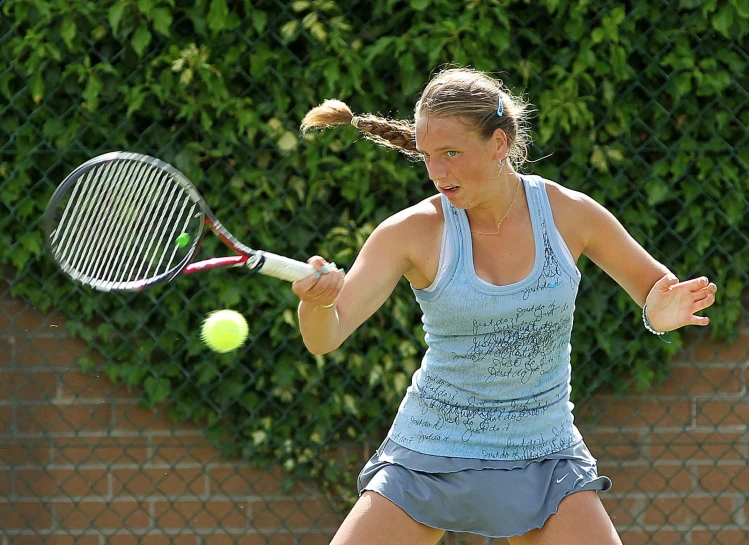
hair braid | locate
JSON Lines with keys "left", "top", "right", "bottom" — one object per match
{"left": 301, "top": 100, "right": 420, "bottom": 159}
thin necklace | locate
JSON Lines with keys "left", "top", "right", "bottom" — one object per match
{"left": 471, "top": 177, "right": 522, "bottom": 236}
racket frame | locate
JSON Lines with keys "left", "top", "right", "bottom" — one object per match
{"left": 45, "top": 152, "right": 315, "bottom": 292}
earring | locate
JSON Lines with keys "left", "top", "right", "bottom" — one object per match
{"left": 491, "top": 158, "right": 504, "bottom": 179}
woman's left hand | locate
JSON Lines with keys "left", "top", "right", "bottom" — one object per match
{"left": 644, "top": 274, "right": 718, "bottom": 332}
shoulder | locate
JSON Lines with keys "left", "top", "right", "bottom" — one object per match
{"left": 377, "top": 194, "right": 444, "bottom": 236}
{"left": 537, "top": 177, "right": 590, "bottom": 211}
{"left": 368, "top": 195, "right": 444, "bottom": 279}
{"left": 530, "top": 176, "right": 603, "bottom": 259}
{"left": 537, "top": 177, "right": 605, "bottom": 226}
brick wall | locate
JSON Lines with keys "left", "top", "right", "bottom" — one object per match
{"left": 0, "top": 281, "right": 340, "bottom": 545}
{"left": 581, "top": 332, "right": 749, "bottom": 545}
{"left": 2, "top": 277, "right": 747, "bottom": 545}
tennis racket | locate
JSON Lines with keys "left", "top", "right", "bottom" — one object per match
{"left": 44, "top": 151, "right": 318, "bottom": 292}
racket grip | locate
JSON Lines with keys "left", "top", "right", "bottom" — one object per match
{"left": 257, "top": 252, "right": 317, "bottom": 282}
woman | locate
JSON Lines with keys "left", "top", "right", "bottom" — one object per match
{"left": 291, "top": 67, "right": 717, "bottom": 545}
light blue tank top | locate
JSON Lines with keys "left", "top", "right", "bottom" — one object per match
{"left": 388, "top": 175, "right": 583, "bottom": 460}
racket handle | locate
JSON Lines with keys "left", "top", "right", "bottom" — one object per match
{"left": 257, "top": 252, "right": 317, "bottom": 282}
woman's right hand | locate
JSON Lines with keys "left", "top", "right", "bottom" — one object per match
{"left": 291, "top": 255, "right": 345, "bottom": 308}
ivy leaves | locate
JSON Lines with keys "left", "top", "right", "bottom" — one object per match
{"left": 2, "top": 0, "right": 747, "bottom": 510}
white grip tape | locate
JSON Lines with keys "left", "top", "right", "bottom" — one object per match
{"left": 257, "top": 252, "right": 316, "bottom": 282}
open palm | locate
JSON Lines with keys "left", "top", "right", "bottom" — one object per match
{"left": 645, "top": 274, "right": 718, "bottom": 333}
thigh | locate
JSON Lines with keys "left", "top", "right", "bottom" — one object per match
{"left": 330, "top": 491, "right": 445, "bottom": 545}
{"left": 507, "top": 491, "right": 622, "bottom": 545}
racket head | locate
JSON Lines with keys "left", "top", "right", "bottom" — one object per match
{"left": 44, "top": 152, "right": 206, "bottom": 291}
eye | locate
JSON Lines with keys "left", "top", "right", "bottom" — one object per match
{"left": 446, "top": 151, "right": 459, "bottom": 157}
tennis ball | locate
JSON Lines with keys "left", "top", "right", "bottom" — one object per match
{"left": 175, "top": 233, "right": 190, "bottom": 247}
{"left": 201, "top": 310, "right": 248, "bottom": 353}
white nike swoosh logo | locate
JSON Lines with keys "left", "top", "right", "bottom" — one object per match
{"left": 556, "top": 473, "right": 569, "bottom": 483}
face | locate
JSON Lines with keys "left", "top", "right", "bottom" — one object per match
{"left": 415, "top": 115, "right": 506, "bottom": 209}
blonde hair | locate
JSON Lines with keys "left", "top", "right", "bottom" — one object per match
{"left": 301, "top": 67, "right": 533, "bottom": 167}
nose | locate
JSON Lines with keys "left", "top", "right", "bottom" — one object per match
{"left": 425, "top": 157, "right": 446, "bottom": 182}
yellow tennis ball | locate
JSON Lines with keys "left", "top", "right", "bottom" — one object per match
{"left": 201, "top": 310, "right": 248, "bottom": 353}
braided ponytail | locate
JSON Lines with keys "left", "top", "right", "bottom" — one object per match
{"left": 301, "top": 99, "right": 420, "bottom": 159}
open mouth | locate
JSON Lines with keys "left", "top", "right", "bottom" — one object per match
{"left": 440, "top": 185, "right": 459, "bottom": 195}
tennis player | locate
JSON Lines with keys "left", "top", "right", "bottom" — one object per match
{"left": 292, "top": 67, "right": 717, "bottom": 545}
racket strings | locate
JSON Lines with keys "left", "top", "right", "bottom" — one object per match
{"left": 50, "top": 160, "right": 201, "bottom": 290}
{"left": 104, "top": 161, "right": 170, "bottom": 284}
{"left": 77, "top": 160, "right": 144, "bottom": 280}
{"left": 87, "top": 160, "right": 151, "bottom": 282}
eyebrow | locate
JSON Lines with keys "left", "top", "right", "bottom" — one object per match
{"left": 415, "top": 146, "right": 457, "bottom": 154}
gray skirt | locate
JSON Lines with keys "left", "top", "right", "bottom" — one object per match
{"left": 357, "top": 437, "right": 612, "bottom": 539}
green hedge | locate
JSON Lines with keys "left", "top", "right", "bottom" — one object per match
{"left": 2, "top": 0, "right": 747, "bottom": 504}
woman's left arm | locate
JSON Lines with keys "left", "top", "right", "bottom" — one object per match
{"left": 579, "top": 194, "right": 717, "bottom": 333}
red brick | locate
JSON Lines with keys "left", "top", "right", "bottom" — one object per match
{"left": 697, "top": 464, "right": 749, "bottom": 493}
{"left": 619, "top": 529, "right": 683, "bottom": 545}
{"left": 0, "top": 438, "right": 51, "bottom": 465}
{"left": 208, "top": 466, "right": 285, "bottom": 497}
{"left": 153, "top": 500, "right": 249, "bottom": 528}
{"left": 643, "top": 496, "right": 734, "bottom": 525}
{"left": 601, "top": 498, "right": 639, "bottom": 526}
{"left": 0, "top": 338, "right": 12, "bottom": 365}
{"left": 15, "top": 337, "right": 87, "bottom": 366}
{"left": 0, "top": 308, "right": 9, "bottom": 330}
{"left": 577, "top": 398, "right": 691, "bottom": 428}
{"left": 17, "top": 404, "right": 111, "bottom": 433}
{"left": 59, "top": 371, "right": 132, "bottom": 400}
{"left": 655, "top": 365, "right": 743, "bottom": 395}
{"left": 598, "top": 463, "right": 693, "bottom": 493}
{"left": 645, "top": 431, "right": 744, "bottom": 461}
{"left": 0, "top": 469, "right": 11, "bottom": 495}
{"left": 56, "top": 501, "right": 150, "bottom": 530}
{"left": 1, "top": 301, "right": 47, "bottom": 332}
{"left": 0, "top": 500, "right": 53, "bottom": 529}
{"left": 16, "top": 469, "right": 108, "bottom": 497}
{"left": 0, "top": 371, "right": 57, "bottom": 400}
{"left": 692, "top": 529, "right": 749, "bottom": 545}
{"left": 690, "top": 332, "right": 749, "bottom": 363}
{"left": 111, "top": 468, "right": 204, "bottom": 496}
{"left": 696, "top": 399, "right": 749, "bottom": 427}
{"left": 151, "top": 435, "right": 221, "bottom": 464}
{"left": 296, "top": 533, "right": 336, "bottom": 545}
{"left": 201, "top": 535, "right": 294, "bottom": 545}
{"left": 580, "top": 432, "right": 641, "bottom": 461}
{"left": 113, "top": 404, "right": 181, "bottom": 431}
{"left": 9, "top": 535, "right": 99, "bottom": 545}
{"left": 53, "top": 436, "right": 149, "bottom": 465}
{"left": 0, "top": 406, "right": 14, "bottom": 433}
{"left": 251, "top": 499, "right": 342, "bottom": 528}
{"left": 109, "top": 536, "right": 197, "bottom": 545}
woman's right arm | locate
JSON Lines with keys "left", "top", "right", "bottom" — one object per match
{"left": 293, "top": 212, "right": 416, "bottom": 354}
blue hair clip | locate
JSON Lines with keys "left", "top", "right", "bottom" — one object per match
{"left": 497, "top": 97, "right": 504, "bottom": 117}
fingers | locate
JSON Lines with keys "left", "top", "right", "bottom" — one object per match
{"left": 689, "top": 278, "right": 717, "bottom": 327}
{"left": 690, "top": 314, "right": 711, "bottom": 326}
{"left": 291, "top": 255, "right": 344, "bottom": 307}
{"left": 655, "top": 273, "right": 680, "bottom": 291}
{"left": 678, "top": 276, "right": 715, "bottom": 293}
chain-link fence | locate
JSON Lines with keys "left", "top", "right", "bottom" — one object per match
{"left": 2, "top": 1, "right": 748, "bottom": 544}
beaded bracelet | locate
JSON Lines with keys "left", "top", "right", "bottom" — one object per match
{"left": 642, "top": 303, "right": 671, "bottom": 344}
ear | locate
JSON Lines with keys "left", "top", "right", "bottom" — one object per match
{"left": 490, "top": 128, "right": 509, "bottom": 162}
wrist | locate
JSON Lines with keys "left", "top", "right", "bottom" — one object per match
{"left": 642, "top": 303, "right": 671, "bottom": 343}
